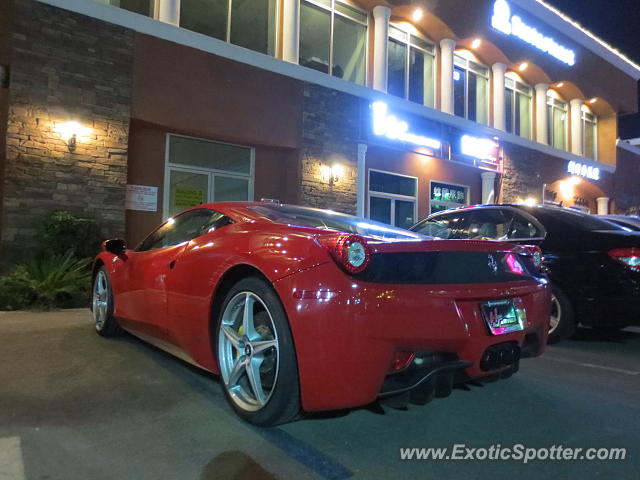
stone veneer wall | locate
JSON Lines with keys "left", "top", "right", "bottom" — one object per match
{"left": 1, "top": 0, "right": 132, "bottom": 257}
{"left": 499, "top": 143, "right": 545, "bottom": 203}
{"left": 299, "top": 84, "right": 360, "bottom": 214}
{"left": 614, "top": 146, "right": 640, "bottom": 214}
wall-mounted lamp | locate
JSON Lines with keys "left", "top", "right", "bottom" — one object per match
{"left": 321, "top": 164, "right": 344, "bottom": 186}
{"left": 56, "top": 121, "right": 89, "bottom": 152}
{"left": 471, "top": 38, "right": 482, "bottom": 49}
{"left": 412, "top": 9, "right": 423, "bottom": 22}
{"left": 518, "top": 62, "right": 528, "bottom": 71}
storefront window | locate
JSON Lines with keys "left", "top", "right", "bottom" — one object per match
{"left": 368, "top": 170, "right": 417, "bottom": 229}
{"left": 387, "top": 26, "right": 435, "bottom": 108}
{"left": 453, "top": 55, "right": 489, "bottom": 124}
{"left": 97, "top": 0, "right": 152, "bottom": 16}
{"left": 165, "top": 135, "right": 253, "bottom": 217}
{"left": 300, "top": 0, "right": 367, "bottom": 85}
{"left": 180, "top": 0, "right": 277, "bottom": 55}
{"left": 547, "top": 95, "right": 568, "bottom": 151}
{"left": 505, "top": 76, "right": 532, "bottom": 139}
{"left": 582, "top": 107, "right": 598, "bottom": 160}
{"left": 430, "top": 181, "right": 469, "bottom": 214}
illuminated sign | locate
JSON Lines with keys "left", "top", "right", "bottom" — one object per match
{"left": 371, "top": 102, "right": 441, "bottom": 149}
{"left": 491, "top": 0, "right": 576, "bottom": 66}
{"left": 461, "top": 135, "right": 499, "bottom": 160}
{"left": 568, "top": 160, "right": 600, "bottom": 180}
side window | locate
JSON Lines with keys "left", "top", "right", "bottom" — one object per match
{"left": 419, "top": 212, "right": 471, "bottom": 239}
{"left": 137, "top": 209, "right": 231, "bottom": 252}
{"left": 467, "top": 209, "right": 513, "bottom": 240}
{"left": 509, "top": 213, "right": 544, "bottom": 239}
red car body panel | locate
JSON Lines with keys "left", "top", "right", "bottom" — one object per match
{"left": 95, "top": 202, "right": 550, "bottom": 412}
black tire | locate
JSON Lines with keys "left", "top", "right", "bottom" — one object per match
{"left": 92, "top": 266, "right": 122, "bottom": 338}
{"left": 547, "top": 284, "right": 575, "bottom": 344}
{"left": 215, "top": 276, "right": 300, "bottom": 426}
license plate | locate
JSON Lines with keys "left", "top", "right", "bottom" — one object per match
{"left": 481, "top": 299, "right": 525, "bottom": 335}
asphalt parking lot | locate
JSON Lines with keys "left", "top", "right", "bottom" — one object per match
{"left": 1, "top": 309, "right": 638, "bottom": 480}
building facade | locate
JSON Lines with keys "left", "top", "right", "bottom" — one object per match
{"left": 1, "top": 0, "right": 640, "bottom": 256}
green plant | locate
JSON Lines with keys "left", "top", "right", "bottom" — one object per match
{"left": 0, "top": 250, "right": 92, "bottom": 310}
{"left": 37, "top": 210, "right": 102, "bottom": 259}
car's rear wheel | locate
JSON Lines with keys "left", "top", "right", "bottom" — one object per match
{"left": 92, "top": 267, "right": 121, "bottom": 337}
{"left": 547, "top": 284, "right": 575, "bottom": 344}
{"left": 216, "top": 276, "right": 300, "bottom": 426}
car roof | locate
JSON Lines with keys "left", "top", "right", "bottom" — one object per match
{"left": 427, "top": 203, "right": 583, "bottom": 217}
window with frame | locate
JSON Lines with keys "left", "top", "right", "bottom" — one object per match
{"left": 547, "top": 95, "right": 568, "bottom": 151}
{"left": 453, "top": 54, "right": 489, "bottom": 124}
{"left": 368, "top": 170, "right": 417, "bottom": 229}
{"left": 180, "top": 0, "right": 277, "bottom": 56}
{"left": 582, "top": 106, "right": 598, "bottom": 160}
{"left": 165, "top": 135, "right": 253, "bottom": 218}
{"left": 387, "top": 25, "right": 436, "bottom": 108}
{"left": 505, "top": 76, "right": 532, "bottom": 139}
{"left": 429, "top": 181, "right": 469, "bottom": 214}
{"left": 299, "top": 0, "right": 367, "bottom": 85}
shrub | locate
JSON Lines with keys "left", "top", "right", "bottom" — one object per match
{"left": 37, "top": 210, "right": 102, "bottom": 259}
{"left": 0, "top": 250, "right": 92, "bottom": 310}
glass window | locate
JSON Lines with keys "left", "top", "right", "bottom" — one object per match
{"left": 430, "top": 181, "right": 469, "bottom": 214}
{"left": 300, "top": 0, "right": 368, "bottom": 85}
{"left": 166, "top": 135, "right": 253, "bottom": 217}
{"left": 368, "top": 170, "right": 417, "bottom": 229}
{"left": 98, "top": 0, "right": 152, "bottom": 16}
{"left": 467, "top": 209, "right": 513, "bottom": 240}
{"left": 180, "top": 0, "right": 276, "bottom": 55}
{"left": 582, "top": 109, "right": 597, "bottom": 160}
{"left": 180, "top": 0, "right": 228, "bottom": 40}
{"left": 137, "top": 209, "right": 230, "bottom": 252}
{"left": 509, "top": 213, "right": 544, "bottom": 239}
{"left": 230, "top": 0, "right": 277, "bottom": 55}
{"left": 387, "top": 26, "right": 435, "bottom": 108}
{"left": 505, "top": 77, "right": 532, "bottom": 139}
{"left": 411, "top": 212, "right": 471, "bottom": 239}
{"left": 547, "top": 96, "right": 568, "bottom": 151}
{"left": 453, "top": 55, "right": 489, "bottom": 124}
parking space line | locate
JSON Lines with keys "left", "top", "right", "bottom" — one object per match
{"left": 0, "top": 437, "right": 26, "bottom": 480}
{"left": 541, "top": 355, "right": 640, "bottom": 376}
{"left": 254, "top": 427, "right": 353, "bottom": 480}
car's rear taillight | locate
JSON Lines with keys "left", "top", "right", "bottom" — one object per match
{"left": 324, "top": 234, "right": 371, "bottom": 274}
{"left": 608, "top": 248, "right": 640, "bottom": 271}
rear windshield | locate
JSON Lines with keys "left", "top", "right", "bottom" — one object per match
{"left": 249, "top": 205, "right": 425, "bottom": 241}
{"left": 526, "top": 207, "right": 626, "bottom": 232}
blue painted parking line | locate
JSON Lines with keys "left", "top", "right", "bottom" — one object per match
{"left": 254, "top": 427, "right": 353, "bottom": 480}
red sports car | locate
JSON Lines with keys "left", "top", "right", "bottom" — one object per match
{"left": 92, "top": 202, "right": 550, "bottom": 426}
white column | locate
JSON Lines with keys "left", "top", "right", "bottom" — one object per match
{"left": 492, "top": 63, "right": 507, "bottom": 131}
{"left": 157, "top": 0, "right": 180, "bottom": 26}
{"left": 535, "top": 83, "right": 549, "bottom": 145}
{"left": 282, "top": 0, "right": 300, "bottom": 63}
{"left": 372, "top": 6, "right": 391, "bottom": 92}
{"left": 570, "top": 98, "right": 584, "bottom": 156}
{"left": 440, "top": 39, "right": 456, "bottom": 115}
{"left": 481, "top": 172, "right": 497, "bottom": 204}
{"left": 596, "top": 197, "right": 610, "bottom": 215}
{"left": 356, "top": 143, "right": 368, "bottom": 217}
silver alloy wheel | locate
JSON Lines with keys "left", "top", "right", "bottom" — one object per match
{"left": 218, "top": 291, "right": 279, "bottom": 412}
{"left": 549, "top": 293, "right": 562, "bottom": 334}
{"left": 93, "top": 271, "right": 109, "bottom": 331}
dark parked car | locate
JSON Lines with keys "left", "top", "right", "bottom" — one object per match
{"left": 411, "top": 205, "right": 640, "bottom": 343}
{"left": 599, "top": 215, "right": 640, "bottom": 232}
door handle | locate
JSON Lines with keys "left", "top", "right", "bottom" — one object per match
{"left": 169, "top": 260, "right": 176, "bottom": 269}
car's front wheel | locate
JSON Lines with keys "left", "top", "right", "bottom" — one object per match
{"left": 92, "top": 267, "right": 122, "bottom": 337}
{"left": 216, "top": 276, "right": 300, "bottom": 426}
{"left": 547, "top": 284, "right": 575, "bottom": 344}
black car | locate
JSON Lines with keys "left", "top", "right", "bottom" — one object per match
{"left": 411, "top": 205, "right": 640, "bottom": 343}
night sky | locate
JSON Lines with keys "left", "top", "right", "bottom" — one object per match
{"left": 544, "top": 0, "right": 640, "bottom": 65}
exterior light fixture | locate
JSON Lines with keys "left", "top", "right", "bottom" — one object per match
{"left": 321, "top": 164, "right": 344, "bottom": 186}
{"left": 56, "top": 121, "right": 89, "bottom": 152}
{"left": 589, "top": 98, "right": 597, "bottom": 104}
{"left": 471, "top": 38, "right": 482, "bottom": 49}
{"left": 518, "top": 62, "right": 528, "bottom": 71}
{"left": 523, "top": 197, "right": 537, "bottom": 206}
{"left": 556, "top": 82, "right": 564, "bottom": 88}
{"left": 412, "top": 9, "right": 423, "bottom": 22}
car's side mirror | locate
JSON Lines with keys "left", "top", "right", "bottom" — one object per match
{"left": 104, "top": 238, "right": 127, "bottom": 256}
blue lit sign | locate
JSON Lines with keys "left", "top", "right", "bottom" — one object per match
{"left": 371, "top": 102, "right": 441, "bottom": 150}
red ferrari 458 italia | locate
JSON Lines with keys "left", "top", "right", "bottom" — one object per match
{"left": 92, "top": 202, "right": 550, "bottom": 426}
